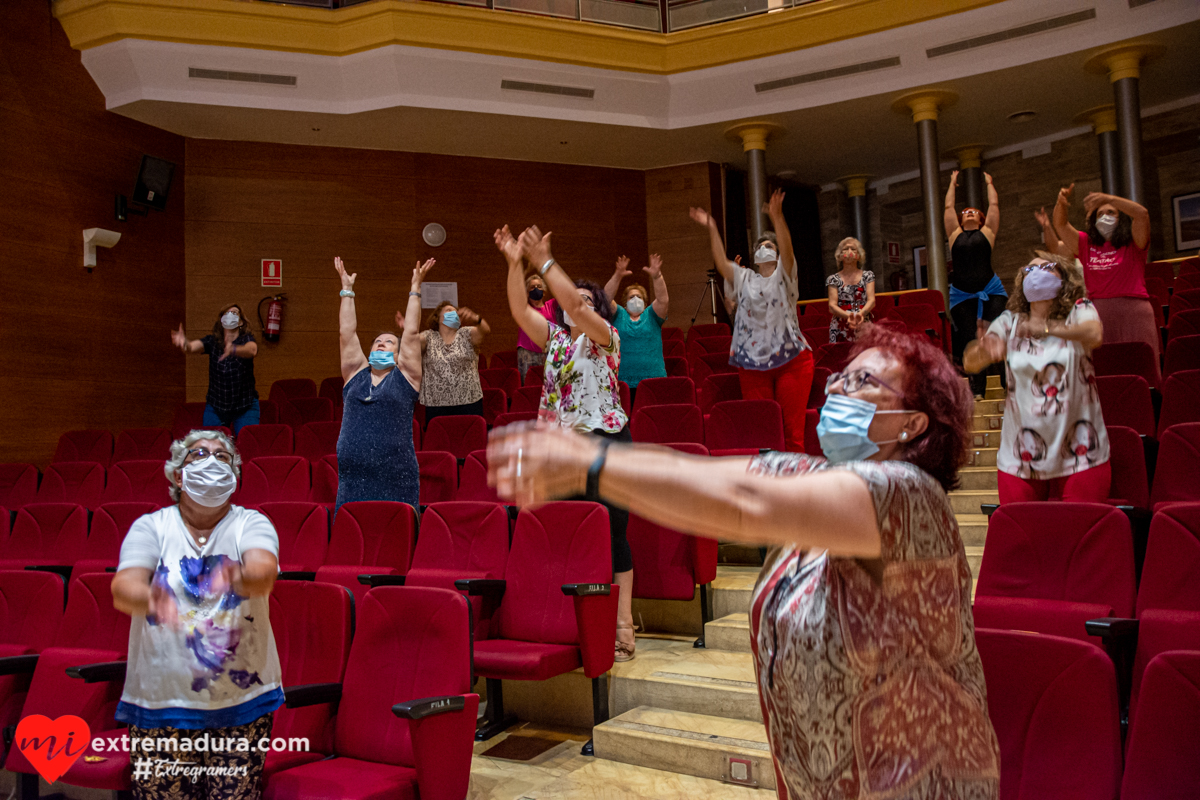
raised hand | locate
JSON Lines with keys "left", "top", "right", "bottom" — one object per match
{"left": 519, "top": 226, "right": 553, "bottom": 268}
{"left": 394, "top": 310, "right": 407, "bottom": 331}
{"left": 950, "top": 169, "right": 960, "bottom": 186}
{"left": 733, "top": 255, "right": 742, "bottom": 266}
{"left": 412, "top": 258, "right": 435, "bottom": 289}
{"left": 1057, "top": 183, "right": 1075, "bottom": 207}
{"left": 171, "top": 324, "right": 187, "bottom": 351}
{"left": 218, "top": 339, "right": 236, "bottom": 362}
{"left": 984, "top": 172, "right": 994, "bottom": 186}
{"left": 148, "top": 579, "right": 180, "bottom": 630}
{"left": 763, "top": 188, "right": 786, "bottom": 218}
{"left": 334, "top": 256, "right": 356, "bottom": 291}
{"left": 458, "top": 307, "right": 481, "bottom": 326}
{"left": 1034, "top": 207, "right": 1051, "bottom": 229}
{"left": 643, "top": 253, "right": 663, "bottom": 279}
{"left": 1082, "top": 192, "right": 1111, "bottom": 215}
{"left": 487, "top": 421, "right": 595, "bottom": 506}
{"left": 493, "top": 225, "right": 524, "bottom": 267}
{"left": 614, "top": 255, "right": 632, "bottom": 279}
{"left": 689, "top": 207, "right": 714, "bottom": 228}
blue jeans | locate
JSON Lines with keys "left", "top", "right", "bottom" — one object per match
{"left": 203, "top": 400, "right": 260, "bottom": 434}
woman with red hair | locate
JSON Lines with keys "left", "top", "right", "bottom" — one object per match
{"left": 487, "top": 322, "right": 999, "bottom": 800}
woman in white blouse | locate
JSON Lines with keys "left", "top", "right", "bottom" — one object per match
{"left": 691, "top": 190, "right": 814, "bottom": 452}
{"left": 111, "top": 430, "right": 282, "bottom": 800}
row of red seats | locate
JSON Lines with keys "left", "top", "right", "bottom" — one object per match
{"left": 1093, "top": 335, "right": 1200, "bottom": 389}
{"left": 1097, "top": 370, "right": 1200, "bottom": 441}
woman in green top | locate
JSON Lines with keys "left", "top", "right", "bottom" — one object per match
{"left": 603, "top": 253, "right": 669, "bottom": 407}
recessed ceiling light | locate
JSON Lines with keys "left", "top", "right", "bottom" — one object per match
{"left": 560, "top": 141, "right": 568, "bottom": 145}
{"left": 1007, "top": 110, "right": 1037, "bottom": 124}
{"left": 311, "top": 127, "right": 320, "bottom": 132}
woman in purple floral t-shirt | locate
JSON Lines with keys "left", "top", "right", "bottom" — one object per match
{"left": 497, "top": 224, "right": 637, "bottom": 662}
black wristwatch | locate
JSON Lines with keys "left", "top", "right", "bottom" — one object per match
{"left": 586, "top": 439, "right": 613, "bottom": 502}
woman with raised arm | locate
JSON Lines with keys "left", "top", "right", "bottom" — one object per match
{"left": 603, "top": 254, "right": 669, "bottom": 405}
{"left": 1053, "top": 183, "right": 1158, "bottom": 382}
{"left": 171, "top": 304, "right": 261, "bottom": 434}
{"left": 332, "top": 256, "right": 433, "bottom": 513}
{"left": 496, "top": 224, "right": 637, "bottom": 662}
{"left": 690, "top": 190, "right": 814, "bottom": 452}
{"left": 405, "top": 301, "right": 490, "bottom": 424}
{"left": 516, "top": 272, "right": 558, "bottom": 381}
{"left": 826, "top": 237, "right": 875, "bottom": 343}
{"left": 965, "top": 252, "right": 1110, "bottom": 503}
{"left": 488, "top": 323, "right": 999, "bottom": 800}
{"left": 945, "top": 170, "right": 1005, "bottom": 396}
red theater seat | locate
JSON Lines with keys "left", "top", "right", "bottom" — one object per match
{"left": 661, "top": 326, "right": 684, "bottom": 342}
{"left": 1096, "top": 375, "right": 1156, "bottom": 438}
{"left": 1093, "top": 340, "right": 1160, "bottom": 388}
{"left": 1166, "top": 308, "right": 1200, "bottom": 343}
{"left": 316, "top": 501, "right": 417, "bottom": 604}
{"left": 1158, "top": 370, "right": 1200, "bottom": 438}
{"left": 892, "top": 304, "right": 948, "bottom": 352}
{"left": 36, "top": 462, "right": 105, "bottom": 511}
{"left": 510, "top": 385, "right": 543, "bottom": 414}
{"left": 237, "top": 424, "right": 294, "bottom": 460}
{"left": 481, "top": 387, "right": 507, "bottom": 426}
{"left": 698, "top": 373, "right": 741, "bottom": 415}
{"left": 686, "top": 335, "right": 732, "bottom": 359}
{"left": 0, "top": 570, "right": 65, "bottom": 754}
{"left": 310, "top": 454, "right": 339, "bottom": 507}
{"left": 457, "top": 450, "right": 502, "bottom": 504}
{"left": 471, "top": 503, "right": 617, "bottom": 750}
{"left": 1168, "top": 288, "right": 1200, "bottom": 320}
{"left": 973, "top": 503, "right": 1135, "bottom": 643}
{"left": 72, "top": 502, "right": 160, "bottom": 576}
{"left": 417, "top": 451, "right": 457, "bottom": 504}
{"left": 263, "top": 587, "right": 477, "bottom": 800}
{"left": 1163, "top": 334, "right": 1200, "bottom": 378}
{"left": 490, "top": 350, "right": 518, "bottom": 370}
{"left": 318, "top": 376, "right": 344, "bottom": 408}
{"left": 492, "top": 411, "right": 537, "bottom": 428}
{"left": 815, "top": 342, "right": 853, "bottom": 372}
{"left": 237, "top": 457, "right": 311, "bottom": 507}
{"left": 705, "top": 400, "right": 785, "bottom": 453}
{"left": 974, "top": 628, "right": 1121, "bottom": 800}
{"left": 1106, "top": 425, "right": 1150, "bottom": 510}
{"left": 633, "top": 377, "right": 696, "bottom": 410}
{"left": 294, "top": 421, "right": 341, "bottom": 461}
{"left": 1150, "top": 423, "right": 1200, "bottom": 510}
{"left": 631, "top": 404, "right": 704, "bottom": 445}
{"left": 0, "top": 504, "right": 89, "bottom": 571}
{"left": 170, "top": 402, "right": 207, "bottom": 440}
{"left": 1120, "top": 650, "right": 1200, "bottom": 800}
{"left": 423, "top": 416, "right": 487, "bottom": 461}
{"left": 258, "top": 399, "right": 280, "bottom": 425}
{"left": 268, "top": 378, "right": 317, "bottom": 405}
{"left": 686, "top": 323, "right": 729, "bottom": 343}
{"left": 689, "top": 352, "right": 736, "bottom": 383}
{"left": 663, "top": 356, "right": 689, "bottom": 378}
{"left": 479, "top": 368, "right": 520, "bottom": 400}
{"left": 112, "top": 428, "right": 172, "bottom": 462}
{"left": 662, "top": 339, "right": 685, "bottom": 359}
{"left": 809, "top": 366, "right": 830, "bottom": 409}
{"left": 100, "top": 461, "right": 169, "bottom": 505}
{"left": 0, "top": 464, "right": 39, "bottom": 510}
{"left": 524, "top": 364, "right": 544, "bottom": 387}
{"left": 280, "top": 397, "right": 335, "bottom": 428}
{"left": 258, "top": 502, "right": 329, "bottom": 573}
{"left": 1145, "top": 260, "right": 1176, "bottom": 284}
{"left": 805, "top": 409, "right": 822, "bottom": 456}
{"left": 52, "top": 430, "right": 113, "bottom": 468}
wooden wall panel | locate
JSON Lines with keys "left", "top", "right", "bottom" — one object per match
{"left": 0, "top": 1, "right": 186, "bottom": 466}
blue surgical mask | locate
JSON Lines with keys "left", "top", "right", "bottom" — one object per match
{"left": 816, "top": 393, "right": 911, "bottom": 464}
{"left": 442, "top": 310, "right": 461, "bottom": 329}
{"left": 368, "top": 350, "right": 396, "bottom": 370}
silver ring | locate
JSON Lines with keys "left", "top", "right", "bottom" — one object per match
{"left": 516, "top": 448, "right": 523, "bottom": 479}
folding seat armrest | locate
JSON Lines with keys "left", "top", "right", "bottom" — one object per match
{"left": 1086, "top": 616, "right": 1139, "bottom": 730}
{"left": 402, "top": 693, "right": 479, "bottom": 800}
{"left": 105, "top": 566, "right": 117, "bottom": 573}
{"left": 24, "top": 565, "right": 73, "bottom": 581}
{"left": 566, "top": 584, "right": 619, "bottom": 679}
{"left": 938, "top": 311, "right": 947, "bottom": 321}
{"left": 283, "top": 682, "right": 343, "bottom": 709}
{"left": 277, "top": 571, "right": 316, "bottom": 581}
{"left": 1115, "top": 506, "right": 1152, "bottom": 581}
{"left": 980, "top": 504, "right": 999, "bottom": 517}
{"left": 0, "top": 655, "right": 39, "bottom": 676}
{"left": 357, "top": 574, "right": 406, "bottom": 588}
{"left": 66, "top": 660, "right": 127, "bottom": 683}
{"left": 454, "top": 579, "right": 505, "bottom": 598}
{"left": 1085, "top": 616, "right": 1139, "bottom": 643}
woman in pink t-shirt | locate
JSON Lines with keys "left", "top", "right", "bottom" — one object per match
{"left": 516, "top": 272, "right": 558, "bottom": 381}
{"left": 1052, "top": 184, "right": 1158, "bottom": 382}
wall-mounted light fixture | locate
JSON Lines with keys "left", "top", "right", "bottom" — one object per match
{"left": 83, "top": 228, "right": 121, "bottom": 270}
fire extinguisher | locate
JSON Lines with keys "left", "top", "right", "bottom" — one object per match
{"left": 258, "top": 294, "right": 286, "bottom": 342}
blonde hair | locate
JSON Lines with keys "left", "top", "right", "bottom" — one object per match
{"left": 164, "top": 430, "right": 241, "bottom": 503}
{"left": 835, "top": 237, "right": 867, "bottom": 268}
{"left": 1006, "top": 251, "right": 1087, "bottom": 321}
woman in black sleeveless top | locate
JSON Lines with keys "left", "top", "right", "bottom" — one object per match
{"left": 945, "top": 171, "right": 1006, "bottom": 396}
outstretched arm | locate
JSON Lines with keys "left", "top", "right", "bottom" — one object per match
{"left": 645, "top": 254, "right": 669, "bottom": 320}
{"left": 1035, "top": 207, "right": 1068, "bottom": 257}
{"left": 1084, "top": 192, "right": 1150, "bottom": 250}
{"left": 944, "top": 170, "right": 962, "bottom": 243}
{"left": 983, "top": 172, "right": 1000, "bottom": 239}
{"left": 398, "top": 259, "right": 435, "bottom": 389}
{"left": 334, "top": 257, "right": 368, "bottom": 381}
{"left": 765, "top": 189, "right": 796, "bottom": 283}
{"left": 171, "top": 325, "right": 205, "bottom": 355}
{"left": 689, "top": 207, "right": 735, "bottom": 284}
{"left": 604, "top": 256, "right": 632, "bottom": 315}
{"left": 963, "top": 320, "right": 1007, "bottom": 374}
{"left": 497, "top": 226, "right": 551, "bottom": 350}
{"left": 461, "top": 308, "right": 490, "bottom": 349}
{"left": 1053, "top": 183, "right": 1081, "bottom": 257}
{"left": 521, "top": 226, "right": 612, "bottom": 348}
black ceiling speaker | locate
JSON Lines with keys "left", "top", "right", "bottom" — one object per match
{"left": 131, "top": 155, "right": 175, "bottom": 211}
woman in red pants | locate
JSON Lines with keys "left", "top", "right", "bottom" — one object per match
{"left": 691, "top": 190, "right": 814, "bottom": 452}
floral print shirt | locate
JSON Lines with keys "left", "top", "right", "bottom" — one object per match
{"left": 538, "top": 321, "right": 627, "bottom": 434}
{"left": 730, "top": 260, "right": 810, "bottom": 370}
{"left": 988, "top": 299, "right": 1110, "bottom": 480}
{"left": 748, "top": 454, "right": 999, "bottom": 800}
{"left": 826, "top": 270, "right": 875, "bottom": 343}
{"left": 116, "top": 506, "right": 283, "bottom": 726}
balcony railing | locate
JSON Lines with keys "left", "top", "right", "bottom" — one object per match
{"left": 270, "top": 0, "right": 820, "bottom": 34}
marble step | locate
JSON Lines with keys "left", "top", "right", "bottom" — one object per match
{"left": 973, "top": 413, "right": 1003, "bottom": 432}
{"left": 521, "top": 752, "right": 776, "bottom": 799}
{"left": 594, "top": 706, "right": 775, "bottom": 791}
{"left": 958, "top": 467, "right": 998, "bottom": 491}
{"left": 984, "top": 387, "right": 1005, "bottom": 400}
{"left": 711, "top": 566, "right": 758, "bottom": 619}
{"left": 965, "top": 447, "right": 998, "bottom": 467}
{"left": 974, "top": 399, "right": 1004, "bottom": 416}
{"left": 957, "top": 514, "right": 989, "bottom": 548}
{"left": 717, "top": 543, "right": 764, "bottom": 566}
{"left": 950, "top": 490, "right": 1000, "bottom": 516}
{"left": 969, "top": 430, "right": 1002, "bottom": 449}
{"left": 611, "top": 639, "right": 761, "bottom": 722}
{"left": 705, "top": 613, "right": 752, "bottom": 653}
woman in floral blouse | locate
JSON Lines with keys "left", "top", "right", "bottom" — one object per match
{"left": 826, "top": 237, "right": 875, "bottom": 343}
{"left": 496, "top": 223, "right": 637, "bottom": 661}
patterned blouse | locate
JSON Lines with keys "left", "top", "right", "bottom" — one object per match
{"left": 729, "top": 260, "right": 810, "bottom": 371}
{"left": 538, "top": 322, "right": 627, "bottom": 434}
{"left": 418, "top": 328, "right": 483, "bottom": 408}
{"left": 748, "top": 453, "right": 999, "bottom": 800}
{"left": 988, "top": 299, "right": 1109, "bottom": 481}
{"left": 826, "top": 270, "right": 875, "bottom": 343}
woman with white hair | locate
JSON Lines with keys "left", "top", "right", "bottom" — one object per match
{"left": 111, "top": 429, "right": 282, "bottom": 800}
{"left": 826, "top": 237, "right": 875, "bottom": 343}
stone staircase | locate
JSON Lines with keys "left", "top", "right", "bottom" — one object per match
{"left": 592, "top": 377, "right": 1004, "bottom": 790}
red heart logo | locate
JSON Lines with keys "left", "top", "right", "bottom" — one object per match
{"left": 14, "top": 715, "right": 91, "bottom": 784}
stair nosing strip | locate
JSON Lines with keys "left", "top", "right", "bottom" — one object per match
{"left": 604, "top": 720, "right": 770, "bottom": 751}
{"left": 649, "top": 671, "right": 757, "bottom": 689}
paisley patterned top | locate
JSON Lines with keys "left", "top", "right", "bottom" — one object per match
{"left": 826, "top": 270, "right": 875, "bottom": 343}
{"left": 987, "top": 299, "right": 1109, "bottom": 481}
{"left": 729, "top": 260, "right": 810, "bottom": 371}
{"left": 538, "top": 321, "right": 627, "bottom": 434}
{"left": 419, "top": 327, "right": 483, "bottom": 407}
{"left": 748, "top": 453, "right": 999, "bottom": 800}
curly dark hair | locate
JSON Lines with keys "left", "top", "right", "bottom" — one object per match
{"left": 1086, "top": 207, "right": 1134, "bottom": 250}
{"left": 554, "top": 279, "right": 613, "bottom": 325}
{"left": 848, "top": 321, "right": 973, "bottom": 492}
{"left": 1006, "top": 251, "right": 1086, "bottom": 321}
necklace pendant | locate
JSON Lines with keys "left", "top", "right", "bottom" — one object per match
{"left": 198, "top": 536, "right": 207, "bottom": 544}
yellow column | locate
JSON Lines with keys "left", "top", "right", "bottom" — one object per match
{"left": 725, "top": 121, "right": 786, "bottom": 242}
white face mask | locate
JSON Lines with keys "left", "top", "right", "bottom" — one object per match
{"left": 1095, "top": 214, "right": 1118, "bottom": 239}
{"left": 220, "top": 312, "right": 240, "bottom": 330}
{"left": 562, "top": 310, "right": 576, "bottom": 328}
{"left": 626, "top": 296, "right": 645, "bottom": 315}
{"left": 180, "top": 456, "right": 237, "bottom": 508}
{"left": 754, "top": 245, "right": 777, "bottom": 265}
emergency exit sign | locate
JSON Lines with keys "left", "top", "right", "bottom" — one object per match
{"left": 262, "top": 259, "right": 282, "bottom": 287}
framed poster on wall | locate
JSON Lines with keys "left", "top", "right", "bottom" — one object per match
{"left": 1173, "top": 191, "right": 1200, "bottom": 252}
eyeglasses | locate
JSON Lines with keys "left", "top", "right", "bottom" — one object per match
{"left": 826, "top": 369, "right": 903, "bottom": 397}
{"left": 185, "top": 448, "right": 233, "bottom": 465}
{"left": 1022, "top": 262, "right": 1057, "bottom": 274}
